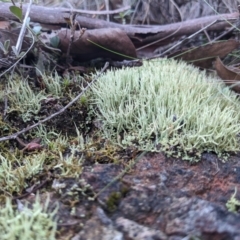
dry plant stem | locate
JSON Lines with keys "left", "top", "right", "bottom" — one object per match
{"left": 3, "top": 88, "right": 8, "bottom": 117}
{"left": 105, "top": 0, "right": 110, "bottom": 22}
{"left": 13, "top": 177, "right": 50, "bottom": 200}
{"left": 150, "top": 20, "right": 218, "bottom": 58}
{"left": 170, "top": 0, "right": 183, "bottom": 22}
{"left": 57, "top": 221, "right": 80, "bottom": 227}
{"left": 66, "top": 12, "right": 77, "bottom": 63}
{"left": 0, "top": 62, "right": 109, "bottom": 143}
{"left": 130, "top": 0, "right": 141, "bottom": 24}
{"left": 15, "top": 0, "right": 32, "bottom": 55}
{"left": 16, "top": 136, "right": 27, "bottom": 148}
{"left": 210, "top": 7, "right": 240, "bottom": 43}
{"left": 135, "top": 3, "right": 185, "bottom": 52}
{"left": 142, "top": 1, "right": 150, "bottom": 25}
{"left": 210, "top": 26, "right": 235, "bottom": 42}
{"left": 65, "top": 13, "right": 86, "bottom": 64}
{"left": 60, "top": 6, "right": 130, "bottom": 15}
{"left": 203, "top": 27, "right": 212, "bottom": 42}
{"left": 136, "top": 23, "right": 183, "bottom": 51}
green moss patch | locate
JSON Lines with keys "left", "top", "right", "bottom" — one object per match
{"left": 92, "top": 59, "right": 240, "bottom": 160}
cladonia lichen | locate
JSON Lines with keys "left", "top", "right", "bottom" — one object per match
{"left": 226, "top": 187, "right": 240, "bottom": 213}
{"left": 7, "top": 79, "right": 46, "bottom": 122}
{"left": 0, "top": 152, "right": 46, "bottom": 194}
{"left": 0, "top": 195, "right": 57, "bottom": 240}
{"left": 92, "top": 59, "right": 240, "bottom": 160}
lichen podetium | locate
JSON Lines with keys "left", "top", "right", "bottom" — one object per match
{"left": 92, "top": 59, "right": 240, "bottom": 161}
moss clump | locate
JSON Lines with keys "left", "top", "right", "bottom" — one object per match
{"left": 0, "top": 195, "right": 57, "bottom": 240}
{"left": 106, "top": 191, "right": 122, "bottom": 212}
{"left": 92, "top": 59, "right": 240, "bottom": 160}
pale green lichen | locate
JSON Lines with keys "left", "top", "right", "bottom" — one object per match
{"left": 226, "top": 187, "right": 240, "bottom": 213}
{"left": 7, "top": 80, "right": 46, "bottom": 122}
{"left": 40, "top": 71, "right": 85, "bottom": 97}
{"left": 41, "top": 72, "right": 63, "bottom": 97}
{"left": 4, "top": 72, "right": 85, "bottom": 123}
{"left": 0, "top": 195, "right": 57, "bottom": 240}
{"left": 0, "top": 152, "right": 46, "bottom": 194}
{"left": 92, "top": 59, "right": 240, "bottom": 160}
{"left": 54, "top": 149, "right": 84, "bottom": 178}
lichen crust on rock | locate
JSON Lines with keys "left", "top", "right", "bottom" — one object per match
{"left": 92, "top": 59, "right": 240, "bottom": 160}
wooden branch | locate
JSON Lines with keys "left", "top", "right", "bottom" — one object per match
{"left": 60, "top": 5, "right": 130, "bottom": 15}
{"left": 0, "top": 2, "right": 238, "bottom": 45}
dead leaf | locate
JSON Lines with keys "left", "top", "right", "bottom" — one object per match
{"left": 170, "top": 40, "right": 239, "bottom": 69}
{"left": 215, "top": 57, "right": 240, "bottom": 93}
{"left": 57, "top": 28, "right": 137, "bottom": 62}
{"left": 0, "top": 21, "right": 10, "bottom": 29}
{"left": 16, "top": 137, "right": 43, "bottom": 152}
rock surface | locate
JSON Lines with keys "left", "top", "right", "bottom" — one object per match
{"left": 51, "top": 151, "right": 240, "bottom": 239}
